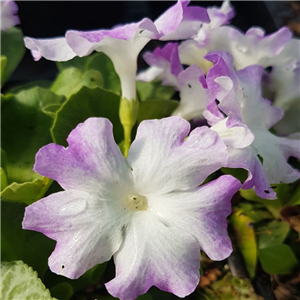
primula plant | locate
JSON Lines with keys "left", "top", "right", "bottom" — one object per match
{"left": 1, "top": 1, "right": 300, "bottom": 300}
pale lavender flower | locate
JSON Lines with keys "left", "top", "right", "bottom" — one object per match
{"left": 24, "top": 1, "right": 209, "bottom": 100}
{"left": 179, "top": 0, "right": 235, "bottom": 72}
{"left": 1, "top": 0, "right": 20, "bottom": 31}
{"left": 265, "top": 39, "right": 300, "bottom": 136}
{"left": 138, "top": 43, "right": 213, "bottom": 120}
{"left": 23, "top": 116, "right": 240, "bottom": 300}
{"left": 204, "top": 51, "right": 300, "bottom": 199}
{"left": 179, "top": 0, "right": 293, "bottom": 72}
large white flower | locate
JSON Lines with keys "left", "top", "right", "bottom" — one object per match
{"left": 22, "top": 116, "right": 240, "bottom": 300}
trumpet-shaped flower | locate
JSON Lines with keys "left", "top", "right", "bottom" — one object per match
{"left": 138, "top": 43, "right": 213, "bottom": 120}
{"left": 24, "top": 1, "right": 209, "bottom": 100}
{"left": 179, "top": 0, "right": 293, "bottom": 72}
{"left": 204, "top": 51, "right": 300, "bottom": 199}
{"left": 1, "top": 0, "right": 20, "bottom": 31}
{"left": 22, "top": 116, "right": 240, "bottom": 300}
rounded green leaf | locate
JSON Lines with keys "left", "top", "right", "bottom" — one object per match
{"left": 51, "top": 67, "right": 104, "bottom": 99}
{"left": 1, "top": 201, "right": 55, "bottom": 278}
{"left": 85, "top": 52, "right": 121, "bottom": 93}
{"left": 51, "top": 87, "right": 123, "bottom": 146}
{"left": 256, "top": 220, "right": 290, "bottom": 249}
{"left": 1, "top": 177, "right": 52, "bottom": 205}
{"left": 1, "top": 87, "right": 64, "bottom": 184}
{"left": 259, "top": 244, "right": 298, "bottom": 274}
{"left": 1, "top": 261, "right": 56, "bottom": 300}
{"left": 1, "top": 27, "right": 25, "bottom": 86}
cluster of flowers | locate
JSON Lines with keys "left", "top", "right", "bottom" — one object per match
{"left": 4, "top": 1, "right": 299, "bottom": 299}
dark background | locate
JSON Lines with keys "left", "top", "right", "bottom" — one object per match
{"left": 9, "top": 1, "right": 299, "bottom": 84}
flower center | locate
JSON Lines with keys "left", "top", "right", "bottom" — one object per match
{"left": 124, "top": 193, "right": 148, "bottom": 212}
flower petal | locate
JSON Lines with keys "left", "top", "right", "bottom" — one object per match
{"left": 1, "top": 0, "right": 20, "bottom": 31}
{"left": 106, "top": 212, "right": 201, "bottom": 300}
{"left": 149, "top": 175, "right": 240, "bottom": 260}
{"left": 252, "top": 128, "right": 300, "bottom": 185}
{"left": 172, "top": 64, "right": 213, "bottom": 120}
{"left": 127, "top": 116, "right": 228, "bottom": 195}
{"left": 22, "top": 190, "right": 130, "bottom": 279}
{"left": 34, "top": 118, "right": 132, "bottom": 196}
{"left": 211, "top": 116, "right": 254, "bottom": 148}
{"left": 24, "top": 37, "right": 76, "bottom": 62}
{"left": 226, "top": 147, "right": 277, "bottom": 199}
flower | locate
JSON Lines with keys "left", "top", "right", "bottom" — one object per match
{"left": 1, "top": 0, "right": 20, "bottom": 31}
{"left": 137, "top": 43, "right": 213, "bottom": 120}
{"left": 24, "top": 1, "right": 209, "bottom": 100}
{"left": 264, "top": 38, "right": 300, "bottom": 136}
{"left": 178, "top": 1, "right": 293, "bottom": 72}
{"left": 204, "top": 51, "right": 300, "bottom": 199}
{"left": 23, "top": 116, "right": 240, "bottom": 300}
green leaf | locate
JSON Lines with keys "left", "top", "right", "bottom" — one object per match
{"left": 240, "top": 183, "right": 299, "bottom": 219}
{"left": 50, "top": 282, "right": 73, "bottom": 300}
{"left": 256, "top": 220, "right": 290, "bottom": 249}
{"left": 1, "top": 87, "right": 64, "bottom": 184}
{"left": 231, "top": 211, "right": 257, "bottom": 278}
{"left": 56, "top": 56, "right": 89, "bottom": 72}
{"left": 136, "top": 80, "right": 175, "bottom": 101}
{"left": 287, "top": 185, "right": 300, "bottom": 205}
{"left": 1, "top": 168, "right": 8, "bottom": 191}
{"left": 51, "top": 87, "right": 123, "bottom": 146}
{"left": 56, "top": 52, "right": 121, "bottom": 94}
{"left": 1, "top": 93, "right": 14, "bottom": 104}
{"left": 221, "top": 168, "right": 248, "bottom": 184}
{"left": 1, "top": 27, "right": 26, "bottom": 86}
{"left": 1, "top": 261, "right": 56, "bottom": 300}
{"left": 86, "top": 53, "right": 121, "bottom": 93}
{"left": 51, "top": 68, "right": 104, "bottom": 99}
{"left": 8, "top": 80, "right": 52, "bottom": 94}
{"left": 1, "top": 55, "right": 7, "bottom": 80}
{"left": 240, "top": 189, "right": 282, "bottom": 219}
{"left": 239, "top": 202, "right": 273, "bottom": 223}
{"left": 137, "top": 100, "right": 179, "bottom": 124}
{"left": 1, "top": 201, "right": 56, "bottom": 279}
{"left": 258, "top": 243, "right": 298, "bottom": 274}
{"left": 1, "top": 177, "right": 52, "bottom": 205}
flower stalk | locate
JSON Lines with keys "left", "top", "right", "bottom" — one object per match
{"left": 119, "top": 97, "right": 139, "bottom": 157}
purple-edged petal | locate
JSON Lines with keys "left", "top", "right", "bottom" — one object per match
{"left": 226, "top": 147, "right": 277, "bottom": 199}
{"left": 24, "top": 37, "right": 76, "bottom": 62}
{"left": 34, "top": 118, "right": 132, "bottom": 196}
{"left": 206, "top": 0, "right": 235, "bottom": 28}
{"left": 139, "top": 44, "right": 212, "bottom": 120}
{"left": 1, "top": 0, "right": 20, "bottom": 31}
{"left": 179, "top": 25, "right": 292, "bottom": 71}
{"left": 252, "top": 128, "right": 300, "bottom": 185}
{"left": 172, "top": 64, "right": 213, "bottom": 120}
{"left": 138, "top": 43, "right": 183, "bottom": 89}
{"left": 155, "top": 1, "right": 210, "bottom": 41}
{"left": 127, "top": 116, "right": 228, "bottom": 195}
{"left": 106, "top": 212, "right": 201, "bottom": 300}
{"left": 205, "top": 52, "right": 284, "bottom": 129}
{"left": 23, "top": 190, "right": 130, "bottom": 279}
{"left": 149, "top": 175, "right": 240, "bottom": 260}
